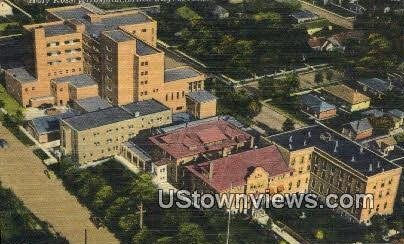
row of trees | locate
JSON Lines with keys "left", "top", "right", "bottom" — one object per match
{"left": 54, "top": 158, "right": 277, "bottom": 243}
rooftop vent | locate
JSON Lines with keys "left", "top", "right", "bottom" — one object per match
{"left": 359, "top": 147, "right": 364, "bottom": 154}
{"left": 369, "top": 163, "right": 373, "bottom": 172}
{"left": 289, "top": 143, "right": 293, "bottom": 150}
{"left": 289, "top": 136, "right": 293, "bottom": 143}
{"left": 377, "top": 161, "right": 381, "bottom": 168}
{"left": 351, "top": 155, "right": 355, "bottom": 162}
{"left": 308, "top": 131, "right": 312, "bottom": 138}
{"left": 134, "top": 111, "right": 140, "bottom": 117}
{"left": 303, "top": 139, "right": 307, "bottom": 146}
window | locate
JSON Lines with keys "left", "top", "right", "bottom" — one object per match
{"left": 141, "top": 62, "right": 145, "bottom": 66}
{"left": 59, "top": 88, "right": 63, "bottom": 92}
{"left": 142, "top": 29, "right": 147, "bottom": 32}
{"left": 182, "top": 91, "right": 185, "bottom": 97}
{"left": 177, "top": 92, "right": 179, "bottom": 99}
{"left": 176, "top": 106, "right": 183, "bottom": 111}
{"left": 166, "top": 94, "right": 168, "bottom": 101}
{"left": 145, "top": 61, "right": 148, "bottom": 65}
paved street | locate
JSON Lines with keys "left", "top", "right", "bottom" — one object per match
{"left": 0, "top": 124, "right": 118, "bottom": 244}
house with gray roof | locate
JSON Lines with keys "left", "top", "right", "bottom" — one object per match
{"left": 300, "top": 94, "right": 336, "bottom": 120}
{"left": 357, "top": 78, "right": 393, "bottom": 98}
{"left": 342, "top": 118, "right": 373, "bottom": 140}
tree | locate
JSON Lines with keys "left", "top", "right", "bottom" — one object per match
{"left": 130, "top": 173, "right": 157, "bottom": 204}
{"left": 118, "top": 214, "right": 139, "bottom": 234}
{"left": 93, "top": 185, "right": 114, "bottom": 209}
{"left": 248, "top": 100, "right": 261, "bottom": 116}
{"left": 314, "top": 229, "right": 325, "bottom": 240}
{"left": 177, "top": 223, "right": 206, "bottom": 244}
{"left": 314, "top": 71, "right": 324, "bottom": 84}
{"left": 368, "top": 116, "right": 394, "bottom": 134}
{"left": 282, "top": 118, "right": 295, "bottom": 131}
{"left": 156, "top": 237, "right": 174, "bottom": 244}
{"left": 0, "top": 99, "right": 5, "bottom": 109}
{"left": 14, "top": 109, "right": 24, "bottom": 125}
{"left": 132, "top": 227, "right": 154, "bottom": 244}
{"left": 325, "top": 70, "right": 333, "bottom": 82}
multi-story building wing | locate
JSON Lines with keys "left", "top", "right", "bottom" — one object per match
{"left": 5, "top": 4, "right": 215, "bottom": 118}
{"left": 269, "top": 124, "right": 402, "bottom": 223}
{"left": 60, "top": 99, "right": 172, "bottom": 164}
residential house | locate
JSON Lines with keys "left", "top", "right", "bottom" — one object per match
{"left": 322, "top": 31, "right": 365, "bottom": 52}
{"left": 369, "top": 136, "right": 397, "bottom": 156}
{"left": 300, "top": 94, "right": 337, "bottom": 120}
{"left": 308, "top": 37, "right": 327, "bottom": 51}
{"left": 342, "top": 118, "right": 373, "bottom": 140}
{"left": 357, "top": 78, "right": 393, "bottom": 98}
{"left": 289, "top": 10, "right": 319, "bottom": 23}
{"left": 0, "top": 0, "right": 12, "bottom": 17}
{"left": 211, "top": 5, "right": 229, "bottom": 19}
{"left": 323, "top": 84, "right": 370, "bottom": 112}
{"left": 388, "top": 109, "right": 404, "bottom": 129}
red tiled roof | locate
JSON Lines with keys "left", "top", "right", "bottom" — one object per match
{"left": 186, "top": 145, "right": 293, "bottom": 192}
{"left": 149, "top": 120, "right": 252, "bottom": 159}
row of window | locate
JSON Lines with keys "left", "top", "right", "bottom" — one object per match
{"left": 47, "top": 57, "right": 81, "bottom": 65}
{"left": 166, "top": 91, "right": 185, "bottom": 101}
{"left": 47, "top": 68, "right": 82, "bottom": 77}
{"left": 46, "top": 39, "right": 80, "bottom": 47}
{"left": 47, "top": 48, "right": 81, "bottom": 56}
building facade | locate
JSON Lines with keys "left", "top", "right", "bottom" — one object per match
{"left": 270, "top": 124, "right": 402, "bottom": 223}
{"left": 5, "top": 4, "right": 215, "bottom": 117}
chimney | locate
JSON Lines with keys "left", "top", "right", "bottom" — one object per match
{"left": 289, "top": 143, "right": 293, "bottom": 150}
{"left": 303, "top": 139, "right": 307, "bottom": 146}
{"left": 308, "top": 131, "right": 312, "bottom": 138}
{"left": 359, "top": 147, "right": 364, "bottom": 154}
{"left": 377, "top": 161, "right": 381, "bottom": 168}
{"left": 351, "top": 155, "right": 355, "bottom": 162}
{"left": 369, "top": 163, "right": 373, "bottom": 172}
{"left": 333, "top": 140, "right": 338, "bottom": 153}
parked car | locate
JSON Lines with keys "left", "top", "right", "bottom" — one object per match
{"left": 0, "top": 139, "right": 9, "bottom": 149}
{"left": 38, "top": 103, "right": 53, "bottom": 110}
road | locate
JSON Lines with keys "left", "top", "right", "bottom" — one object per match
{"left": 0, "top": 124, "right": 119, "bottom": 244}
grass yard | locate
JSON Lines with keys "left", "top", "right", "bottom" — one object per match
{"left": 0, "top": 22, "right": 18, "bottom": 31}
{"left": 176, "top": 6, "right": 202, "bottom": 21}
{"left": 0, "top": 83, "right": 23, "bottom": 116}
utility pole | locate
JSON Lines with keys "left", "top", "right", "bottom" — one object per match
{"left": 136, "top": 202, "right": 146, "bottom": 229}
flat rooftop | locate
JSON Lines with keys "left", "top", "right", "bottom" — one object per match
{"left": 122, "top": 99, "right": 169, "bottom": 117}
{"left": 30, "top": 110, "right": 78, "bottom": 134}
{"left": 73, "top": 96, "right": 112, "bottom": 112}
{"left": 50, "top": 6, "right": 94, "bottom": 20}
{"left": 103, "top": 30, "right": 133, "bottom": 42}
{"left": 136, "top": 39, "right": 159, "bottom": 56}
{"left": 269, "top": 124, "right": 400, "bottom": 177}
{"left": 44, "top": 24, "right": 75, "bottom": 37}
{"left": 187, "top": 90, "right": 216, "bottom": 103}
{"left": 63, "top": 107, "right": 133, "bottom": 131}
{"left": 53, "top": 74, "right": 97, "bottom": 88}
{"left": 164, "top": 67, "right": 202, "bottom": 83}
{"left": 149, "top": 119, "right": 252, "bottom": 159}
{"left": 186, "top": 145, "right": 292, "bottom": 192}
{"left": 6, "top": 67, "right": 36, "bottom": 83}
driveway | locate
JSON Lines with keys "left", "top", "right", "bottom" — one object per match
{"left": 0, "top": 124, "right": 118, "bottom": 244}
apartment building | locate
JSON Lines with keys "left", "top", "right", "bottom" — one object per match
{"left": 185, "top": 145, "right": 309, "bottom": 212}
{"left": 5, "top": 4, "right": 215, "bottom": 117}
{"left": 269, "top": 124, "right": 402, "bottom": 223}
{"left": 60, "top": 99, "right": 172, "bottom": 164}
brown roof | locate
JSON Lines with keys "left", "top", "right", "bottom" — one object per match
{"left": 330, "top": 30, "right": 365, "bottom": 44}
{"left": 186, "top": 145, "right": 292, "bottom": 192}
{"left": 324, "top": 84, "right": 370, "bottom": 105}
{"left": 375, "top": 136, "right": 397, "bottom": 147}
{"left": 149, "top": 120, "right": 252, "bottom": 160}
{"left": 307, "top": 37, "right": 327, "bottom": 48}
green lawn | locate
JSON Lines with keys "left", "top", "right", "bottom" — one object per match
{"left": 0, "top": 22, "right": 18, "bottom": 31}
{"left": 0, "top": 83, "right": 23, "bottom": 115}
{"left": 176, "top": 6, "right": 202, "bottom": 21}
{"left": 295, "top": 18, "right": 331, "bottom": 30}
